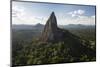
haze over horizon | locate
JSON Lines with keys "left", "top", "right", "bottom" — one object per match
{"left": 12, "top": 1, "right": 96, "bottom": 25}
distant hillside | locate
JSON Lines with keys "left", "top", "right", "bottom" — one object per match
{"left": 12, "top": 24, "right": 95, "bottom": 30}
{"left": 12, "top": 23, "right": 44, "bottom": 30}
{"left": 59, "top": 24, "right": 95, "bottom": 29}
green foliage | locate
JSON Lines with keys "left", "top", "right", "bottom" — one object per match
{"left": 12, "top": 40, "right": 96, "bottom": 66}
{"left": 12, "top": 27, "right": 96, "bottom": 66}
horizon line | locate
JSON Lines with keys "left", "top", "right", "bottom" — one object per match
{"left": 12, "top": 23, "right": 96, "bottom": 26}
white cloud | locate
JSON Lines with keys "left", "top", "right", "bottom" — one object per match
{"left": 68, "top": 9, "right": 85, "bottom": 17}
{"left": 76, "top": 16, "right": 95, "bottom": 25}
{"left": 12, "top": 5, "right": 47, "bottom": 25}
{"left": 64, "top": 9, "right": 95, "bottom": 25}
{"left": 12, "top": 15, "right": 47, "bottom": 25}
{"left": 77, "top": 9, "right": 85, "bottom": 15}
{"left": 59, "top": 16, "right": 95, "bottom": 25}
{"left": 12, "top": 5, "right": 25, "bottom": 18}
{"left": 91, "top": 15, "right": 95, "bottom": 18}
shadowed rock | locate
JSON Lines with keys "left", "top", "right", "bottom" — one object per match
{"left": 40, "top": 12, "right": 67, "bottom": 42}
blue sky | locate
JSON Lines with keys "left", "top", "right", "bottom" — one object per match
{"left": 12, "top": 1, "right": 96, "bottom": 25}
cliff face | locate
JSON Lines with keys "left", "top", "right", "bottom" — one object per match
{"left": 40, "top": 12, "right": 66, "bottom": 42}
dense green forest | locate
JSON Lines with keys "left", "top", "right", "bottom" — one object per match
{"left": 12, "top": 25, "right": 96, "bottom": 66}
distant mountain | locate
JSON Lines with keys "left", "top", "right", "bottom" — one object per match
{"left": 59, "top": 24, "right": 95, "bottom": 29}
{"left": 12, "top": 24, "right": 34, "bottom": 30}
{"left": 34, "top": 23, "right": 44, "bottom": 30}
{"left": 12, "top": 23, "right": 44, "bottom": 30}
{"left": 12, "top": 24, "right": 95, "bottom": 31}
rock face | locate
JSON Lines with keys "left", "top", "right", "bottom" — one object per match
{"left": 40, "top": 12, "right": 66, "bottom": 42}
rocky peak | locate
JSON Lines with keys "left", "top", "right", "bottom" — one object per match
{"left": 45, "top": 12, "right": 58, "bottom": 31}
{"left": 39, "top": 12, "right": 65, "bottom": 42}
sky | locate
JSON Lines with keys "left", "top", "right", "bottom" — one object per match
{"left": 12, "top": 1, "right": 96, "bottom": 25}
